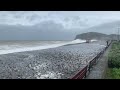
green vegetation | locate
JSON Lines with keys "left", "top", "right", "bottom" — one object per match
{"left": 106, "top": 41, "right": 120, "bottom": 79}
{"left": 106, "top": 68, "right": 120, "bottom": 79}
{"left": 108, "top": 42, "right": 120, "bottom": 68}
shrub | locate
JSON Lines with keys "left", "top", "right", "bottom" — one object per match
{"left": 108, "top": 42, "right": 120, "bottom": 68}
{"left": 106, "top": 68, "right": 120, "bottom": 79}
{"left": 106, "top": 41, "right": 120, "bottom": 79}
{"left": 110, "top": 68, "right": 120, "bottom": 79}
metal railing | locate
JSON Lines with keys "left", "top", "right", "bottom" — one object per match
{"left": 71, "top": 41, "right": 112, "bottom": 79}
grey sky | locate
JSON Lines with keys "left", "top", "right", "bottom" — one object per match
{"left": 0, "top": 11, "right": 120, "bottom": 40}
{"left": 1, "top": 11, "right": 120, "bottom": 29}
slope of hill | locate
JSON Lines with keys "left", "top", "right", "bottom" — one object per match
{"left": 75, "top": 32, "right": 119, "bottom": 40}
{"left": 75, "top": 20, "right": 120, "bottom": 40}
{"left": 75, "top": 32, "right": 108, "bottom": 40}
{"left": 82, "top": 20, "right": 120, "bottom": 34}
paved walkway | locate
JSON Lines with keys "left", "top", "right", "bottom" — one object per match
{"left": 86, "top": 43, "right": 112, "bottom": 79}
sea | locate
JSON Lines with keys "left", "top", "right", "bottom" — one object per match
{"left": 0, "top": 39, "right": 87, "bottom": 55}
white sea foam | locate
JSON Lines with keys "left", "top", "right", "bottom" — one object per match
{"left": 68, "top": 39, "right": 86, "bottom": 44}
{"left": 91, "top": 39, "right": 98, "bottom": 42}
{"left": 0, "top": 39, "right": 86, "bottom": 55}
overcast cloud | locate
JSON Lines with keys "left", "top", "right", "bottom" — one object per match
{"left": 1, "top": 11, "right": 120, "bottom": 28}
{"left": 0, "top": 11, "right": 120, "bottom": 40}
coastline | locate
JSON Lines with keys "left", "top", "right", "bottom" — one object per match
{"left": 0, "top": 41, "right": 106, "bottom": 79}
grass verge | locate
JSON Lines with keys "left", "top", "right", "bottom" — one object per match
{"left": 105, "top": 41, "right": 120, "bottom": 79}
{"left": 106, "top": 68, "right": 120, "bottom": 79}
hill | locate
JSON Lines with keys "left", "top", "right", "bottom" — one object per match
{"left": 75, "top": 32, "right": 119, "bottom": 40}
{"left": 82, "top": 20, "right": 120, "bottom": 34}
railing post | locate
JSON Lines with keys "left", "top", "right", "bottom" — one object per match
{"left": 71, "top": 41, "right": 110, "bottom": 79}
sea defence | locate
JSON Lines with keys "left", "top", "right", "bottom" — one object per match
{"left": 0, "top": 40, "right": 107, "bottom": 79}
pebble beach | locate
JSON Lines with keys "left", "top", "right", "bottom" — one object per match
{"left": 0, "top": 41, "right": 106, "bottom": 79}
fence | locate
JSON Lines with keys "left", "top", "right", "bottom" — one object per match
{"left": 70, "top": 40, "right": 112, "bottom": 79}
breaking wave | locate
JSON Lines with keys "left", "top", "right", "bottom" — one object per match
{"left": 0, "top": 39, "right": 97, "bottom": 55}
